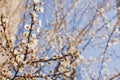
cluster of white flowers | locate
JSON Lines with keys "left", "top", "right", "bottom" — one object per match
{"left": 32, "top": 0, "right": 44, "bottom": 34}
{"left": 22, "top": 7, "right": 43, "bottom": 52}
{"left": 9, "top": 0, "right": 46, "bottom": 79}
{"left": 33, "top": 0, "right": 44, "bottom": 13}
{"left": 14, "top": 49, "right": 19, "bottom": 55}
{"left": 20, "top": 0, "right": 44, "bottom": 62}
{"left": 1, "top": 68, "right": 12, "bottom": 77}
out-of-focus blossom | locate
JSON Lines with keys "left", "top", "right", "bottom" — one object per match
{"left": 38, "top": 20, "right": 42, "bottom": 26}
{"left": 14, "top": 49, "right": 19, "bottom": 55}
{"left": 22, "top": 39, "right": 27, "bottom": 44}
{"left": 32, "top": 33, "right": 36, "bottom": 38}
{"left": 116, "top": 27, "right": 120, "bottom": 34}
{"left": 36, "top": 27, "right": 40, "bottom": 33}
{"left": 98, "top": 8, "right": 104, "bottom": 13}
{"left": 33, "top": 0, "right": 39, "bottom": 3}
{"left": 16, "top": 54, "right": 25, "bottom": 61}
{"left": 31, "top": 12, "right": 38, "bottom": 21}
{"left": 2, "top": 18, "right": 9, "bottom": 23}
{"left": 23, "top": 31, "right": 29, "bottom": 37}
{"left": 110, "top": 38, "right": 119, "bottom": 45}
{"left": 106, "top": 57, "right": 111, "bottom": 62}
{"left": 39, "top": 7, "right": 44, "bottom": 13}
{"left": 35, "top": 6, "right": 40, "bottom": 11}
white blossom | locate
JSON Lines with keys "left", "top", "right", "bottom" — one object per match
{"left": 32, "top": 33, "right": 36, "bottom": 38}
{"left": 24, "top": 24, "right": 31, "bottom": 30}
{"left": 19, "top": 68, "right": 24, "bottom": 72}
{"left": 116, "top": 27, "right": 120, "bottom": 34}
{"left": 118, "top": 7, "right": 120, "bottom": 10}
{"left": 108, "top": 42, "right": 112, "bottom": 47}
{"left": 44, "top": 56, "right": 48, "bottom": 60}
{"left": 26, "top": 43, "right": 30, "bottom": 48}
{"left": 0, "top": 21, "right": 2, "bottom": 25}
{"left": 36, "top": 27, "right": 40, "bottom": 33}
{"left": 31, "top": 12, "right": 38, "bottom": 21}
{"left": 111, "top": 38, "right": 119, "bottom": 45}
{"left": 32, "top": 12, "right": 38, "bottom": 17}
{"left": 35, "top": 6, "right": 40, "bottom": 11}
{"left": 98, "top": 8, "right": 104, "bottom": 13}
{"left": 38, "top": 20, "right": 42, "bottom": 26}
{"left": 23, "top": 32, "right": 29, "bottom": 37}
{"left": 39, "top": 7, "right": 44, "bottom": 13}
{"left": 39, "top": 62, "right": 44, "bottom": 66}
{"left": 16, "top": 54, "right": 25, "bottom": 61}
{"left": 2, "top": 18, "right": 9, "bottom": 23}
{"left": 14, "top": 49, "right": 19, "bottom": 55}
{"left": 33, "top": 0, "right": 39, "bottom": 3}
{"left": 22, "top": 39, "right": 27, "bottom": 44}
{"left": 29, "top": 39, "right": 38, "bottom": 48}
{"left": 106, "top": 57, "right": 111, "bottom": 62}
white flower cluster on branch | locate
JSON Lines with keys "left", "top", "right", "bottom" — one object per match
{"left": 0, "top": 0, "right": 120, "bottom": 80}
